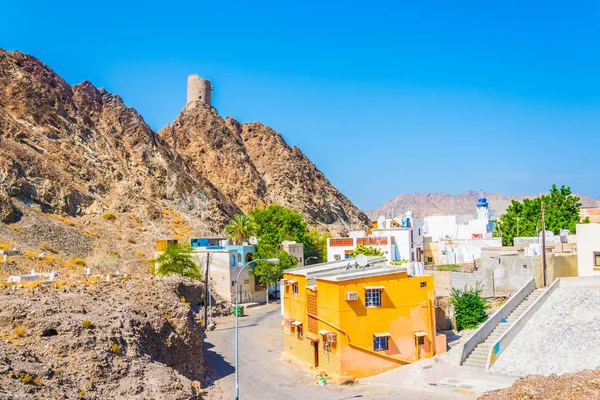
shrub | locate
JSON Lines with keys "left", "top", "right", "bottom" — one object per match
{"left": 82, "top": 320, "right": 93, "bottom": 329}
{"left": 41, "top": 241, "right": 59, "bottom": 254}
{"left": 437, "top": 264, "right": 461, "bottom": 272}
{"left": 111, "top": 343, "right": 120, "bottom": 354}
{"left": 349, "top": 244, "right": 384, "bottom": 258}
{"left": 84, "top": 230, "right": 99, "bottom": 238}
{"left": 23, "top": 250, "right": 38, "bottom": 259}
{"left": 65, "top": 258, "right": 87, "bottom": 268}
{"left": 33, "top": 376, "right": 42, "bottom": 386}
{"left": 9, "top": 224, "right": 24, "bottom": 234}
{"left": 450, "top": 284, "right": 489, "bottom": 331}
{"left": 127, "top": 238, "right": 136, "bottom": 244}
{"left": 14, "top": 325, "right": 25, "bottom": 338}
{"left": 151, "top": 244, "right": 201, "bottom": 279}
{"left": 102, "top": 212, "right": 117, "bottom": 221}
{"left": 22, "top": 374, "right": 33, "bottom": 384}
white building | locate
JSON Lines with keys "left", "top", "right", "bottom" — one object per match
{"left": 327, "top": 211, "right": 424, "bottom": 263}
{"left": 423, "top": 193, "right": 501, "bottom": 264}
{"left": 280, "top": 241, "right": 304, "bottom": 267}
{"left": 423, "top": 192, "right": 495, "bottom": 241}
{"left": 576, "top": 224, "right": 600, "bottom": 276}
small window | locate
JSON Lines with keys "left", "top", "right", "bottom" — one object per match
{"left": 417, "top": 336, "right": 425, "bottom": 346}
{"left": 365, "top": 289, "right": 381, "bottom": 307}
{"left": 374, "top": 336, "right": 388, "bottom": 351}
{"left": 297, "top": 325, "right": 303, "bottom": 339}
{"left": 427, "top": 257, "right": 433, "bottom": 263}
{"left": 293, "top": 283, "right": 299, "bottom": 295}
{"left": 418, "top": 228, "right": 421, "bottom": 236}
{"left": 232, "top": 281, "right": 235, "bottom": 287}
{"left": 420, "top": 282, "right": 427, "bottom": 288}
{"left": 334, "top": 254, "right": 341, "bottom": 261}
{"left": 237, "top": 253, "right": 242, "bottom": 263}
{"left": 299, "top": 257, "right": 303, "bottom": 264}
{"left": 594, "top": 252, "right": 600, "bottom": 268}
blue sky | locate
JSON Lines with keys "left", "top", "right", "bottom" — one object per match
{"left": 1, "top": 1, "right": 599, "bottom": 209}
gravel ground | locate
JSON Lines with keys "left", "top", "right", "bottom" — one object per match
{"left": 491, "top": 287, "right": 600, "bottom": 376}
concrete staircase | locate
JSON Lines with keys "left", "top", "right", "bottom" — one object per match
{"left": 462, "top": 289, "right": 545, "bottom": 370}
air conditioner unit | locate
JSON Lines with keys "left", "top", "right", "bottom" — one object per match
{"left": 325, "top": 333, "right": 337, "bottom": 343}
{"left": 345, "top": 291, "right": 359, "bottom": 301}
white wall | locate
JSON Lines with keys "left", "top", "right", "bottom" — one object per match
{"left": 438, "top": 238, "right": 502, "bottom": 264}
{"left": 576, "top": 224, "right": 600, "bottom": 276}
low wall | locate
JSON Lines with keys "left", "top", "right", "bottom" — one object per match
{"left": 459, "top": 278, "right": 536, "bottom": 365}
{"left": 486, "top": 278, "right": 558, "bottom": 369}
{"left": 486, "top": 275, "right": 600, "bottom": 369}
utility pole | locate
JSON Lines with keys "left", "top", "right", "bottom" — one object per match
{"left": 541, "top": 202, "right": 547, "bottom": 287}
{"left": 204, "top": 253, "right": 211, "bottom": 327}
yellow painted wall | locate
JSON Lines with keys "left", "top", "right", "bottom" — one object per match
{"left": 282, "top": 270, "right": 439, "bottom": 380}
{"left": 550, "top": 253, "right": 578, "bottom": 282}
{"left": 532, "top": 253, "right": 578, "bottom": 287}
{"left": 423, "top": 239, "right": 439, "bottom": 265}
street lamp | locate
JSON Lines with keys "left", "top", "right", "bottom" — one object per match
{"left": 304, "top": 256, "right": 317, "bottom": 266}
{"left": 235, "top": 257, "right": 279, "bottom": 400}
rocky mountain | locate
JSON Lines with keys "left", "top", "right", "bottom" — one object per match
{"left": 0, "top": 49, "right": 368, "bottom": 275}
{"left": 159, "top": 106, "right": 367, "bottom": 226}
{"left": 366, "top": 191, "right": 599, "bottom": 219}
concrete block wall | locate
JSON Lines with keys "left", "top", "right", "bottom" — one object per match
{"left": 450, "top": 269, "right": 494, "bottom": 297}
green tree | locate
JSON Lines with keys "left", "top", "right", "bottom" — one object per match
{"left": 450, "top": 285, "right": 489, "bottom": 331}
{"left": 249, "top": 205, "right": 309, "bottom": 287}
{"left": 306, "top": 227, "right": 331, "bottom": 263}
{"left": 152, "top": 244, "right": 201, "bottom": 279}
{"left": 225, "top": 213, "right": 258, "bottom": 245}
{"left": 349, "top": 244, "right": 384, "bottom": 258}
{"left": 495, "top": 185, "right": 588, "bottom": 246}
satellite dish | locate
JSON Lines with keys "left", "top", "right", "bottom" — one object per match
{"left": 356, "top": 254, "right": 368, "bottom": 267}
{"left": 249, "top": 236, "right": 258, "bottom": 245}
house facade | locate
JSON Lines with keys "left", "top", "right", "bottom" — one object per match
{"left": 327, "top": 212, "right": 424, "bottom": 263}
{"left": 576, "top": 224, "right": 600, "bottom": 276}
{"left": 282, "top": 257, "right": 445, "bottom": 382}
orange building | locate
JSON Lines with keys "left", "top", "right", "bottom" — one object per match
{"left": 281, "top": 256, "right": 446, "bottom": 383}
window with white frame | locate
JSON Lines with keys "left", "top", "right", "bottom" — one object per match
{"left": 293, "top": 283, "right": 298, "bottom": 295}
{"left": 365, "top": 289, "right": 381, "bottom": 307}
{"left": 594, "top": 252, "right": 600, "bottom": 269}
{"left": 373, "top": 336, "right": 388, "bottom": 351}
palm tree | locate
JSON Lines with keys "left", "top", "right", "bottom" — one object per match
{"left": 225, "top": 214, "right": 258, "bottom": 245}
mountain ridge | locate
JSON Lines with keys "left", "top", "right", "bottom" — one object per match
{"left": 366, "top": 190, "right": 599, "bottom": 219}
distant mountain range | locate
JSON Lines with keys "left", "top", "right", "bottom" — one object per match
{"left": 365, "top": 191, "right": 600, "bottom": 220}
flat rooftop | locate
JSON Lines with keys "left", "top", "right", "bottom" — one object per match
{"left": 284, "top": 256, "right": 408, "bottom": 283}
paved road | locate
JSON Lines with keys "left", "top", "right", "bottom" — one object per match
{"left": 203, "top": 303, "right": 469, "bottom": 400}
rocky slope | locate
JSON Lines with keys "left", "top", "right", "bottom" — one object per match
{"left": 0, "top": 49, "right": 368, "bottom": 275}
{"left": 0, "top": 277, "right": 206, "bottom": 399}
{"left": 367, "top": 191, "right": 599, "bottom": 219}
{"left": 159, "top": 106, "right": 368, "bottom": 226}
{"left": 479, "top": 369, "right": 600, "bottom": 400}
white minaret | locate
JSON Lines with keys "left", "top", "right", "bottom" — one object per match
{"left": 477, "top": 190, "right": 489, "bottom": 221}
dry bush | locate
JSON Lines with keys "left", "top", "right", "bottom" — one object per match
{"left": 82, "top": 320, "right": 93, "bottom": 329}
{"left": 40, "top": 241, "right": 59, "bottom": 254}
{"left": 84, "top": 230, "right": 99, "bottom": 238}
{"left": 102, "top": 212, "right": 117, "bottom": 221}
{"left": 14, "top": 325, "right": 25, "bottom": 338}
{"left": 23, "top": 250, "right": 38, "bottom": 259}
{"left": 111, "top": 343, "right": 120, "bottom": 354}
{"left": 9, "top": 224, "right": 24, "bottom": 234}
{"left": 65, "top": 258, "right": 87, "bottom": 268}
{"left": 0, "top": 241, "right": 14, "bottom": 250}
{"left": 127, "top": 238, "right": 136, "bottom": 244}
{"left": 22, "top": 374, "right": 32, "bottom": 384}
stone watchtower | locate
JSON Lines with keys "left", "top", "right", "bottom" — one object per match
{"left": 186, "top": 74, "right": 213, "bottom": 106}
